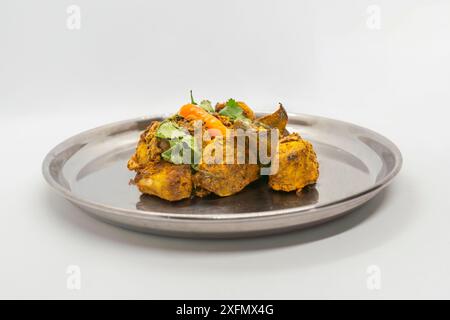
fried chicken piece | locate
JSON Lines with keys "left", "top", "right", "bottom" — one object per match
{"left": 127, "top": 121, "right": 163, "bottom": 171}
{"left": 193, "top": 138, "right": 260, "bottom": 197}
{"left": 193, "top": 186, "right": 211, "bottom": 198}
{"left": 193, "top": 164, "right": 259, "bottom": 197}
{"left": 269, "top": 133, "right": 319, "bottom": 192}
{"left": 128, "top": 121, "right": 192, "bottom": 201}
{"left": 134, "top": 161, "right": 192, "bottom": 201}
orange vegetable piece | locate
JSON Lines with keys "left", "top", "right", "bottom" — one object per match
{"left": 179, "top": 104, "right": 227, "bottom": 137}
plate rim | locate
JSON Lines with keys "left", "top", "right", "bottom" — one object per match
{"left": 42, "top": 113, "right": 403, "bottom": 221}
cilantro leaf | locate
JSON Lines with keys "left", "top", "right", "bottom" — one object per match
{"left": 157, "top": 121, "right": 200, "bottom": 169}
{"left": 218, "top": 99, "right": 247, "bottom": 121}
{"left": 161, "top": 144, "right": 184, "bottom": 164}
{"left": 161, "top": 135, "right": 201, "bottom": 168}
{"left": 225, "top": 98, "right": 240, "bottom": 108}
{"left": 156, "top": 121, "right": 188, "bottom": 140}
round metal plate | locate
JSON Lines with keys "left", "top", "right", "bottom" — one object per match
{"left": 42, "top": 113, "right": 402, "bottom": 238}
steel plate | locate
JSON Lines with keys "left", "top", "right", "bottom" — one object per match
{"left": 42, "top": 113, "right": 402, "bottom": 238}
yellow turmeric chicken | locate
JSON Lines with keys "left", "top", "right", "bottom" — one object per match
{"left": 127, "top": 94, "right": 319, "bottom": 201}
{"left": 269, "top": 133, "right": 319, "bottom": 192}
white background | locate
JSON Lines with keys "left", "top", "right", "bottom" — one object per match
{"left": 1, "top": 0, "right": 449, "bottom": 299}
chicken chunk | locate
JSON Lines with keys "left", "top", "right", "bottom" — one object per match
{"left": 269, "top": 133, "right": 319, "bottom": 192}
{"left": 193, "top": 138, "right": 260, "bottom": 197}
{"left": 127, "top": 121, "right": 162, "bottom": 171}
{"left": 193, "top": 164, "right": 259, "bottom": 197}
{"left": 134, "top": 161, "right": 192, "bottom": 201}
{"left": 128, "top": 121, "right": 192, "bottom": 201}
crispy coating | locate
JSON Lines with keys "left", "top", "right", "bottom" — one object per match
{"left": 193, "top": 139, "right": 260, "bottom": 197}
{"left": 128, "top": 121, "right": 192, "bottom": 201}
{"left": 269, "top": 133, "right": 319, "bottom": 192}
{"left": 193, "top": 164, "right": 259, "bottom": 197}
{"left": 135, "top": 161, "right": 192, "bottom": 201}
{"left": 127, "top": 121, "right": 162, "bottom": 171}
{"left": 193, "top": 186, "right": 211, "bottom": 198}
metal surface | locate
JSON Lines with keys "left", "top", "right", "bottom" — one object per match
{"left": 42, "top": 113, "right": 402, "bottom": 238}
